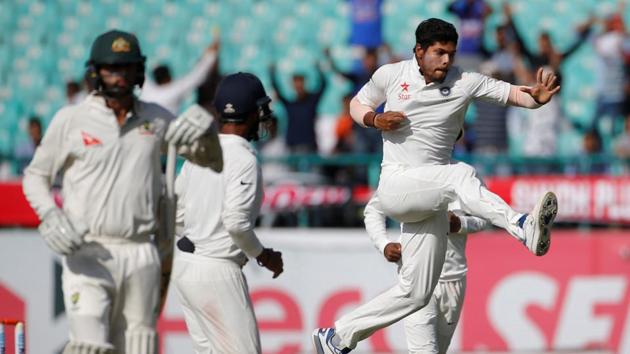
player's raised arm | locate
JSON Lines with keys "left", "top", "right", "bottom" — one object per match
{"left": 508, "top": 67, "right": 560, "bottom": 108}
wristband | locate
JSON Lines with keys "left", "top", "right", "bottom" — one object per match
{"left": 363, "top": 112, "right": 377, "bottom": 127}
{"left": 257, "top": 249, "right": 270, "bottom": 266}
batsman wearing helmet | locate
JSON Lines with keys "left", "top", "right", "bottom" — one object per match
{"left": 172, "top": 72, "right": 284, "bottom": 353}
{"left": 22, "top": 29, "right": 222, "bottom": 354}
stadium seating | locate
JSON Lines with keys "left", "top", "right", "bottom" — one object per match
{"left": 0, "top": 0, "right": 628, "bottom": 168}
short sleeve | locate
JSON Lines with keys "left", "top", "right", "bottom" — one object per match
{"left": 464, "top": 72, "right": 511, "bottom": 105}
{"left": 355, "top": 65, "right": 391, "bottom": 108}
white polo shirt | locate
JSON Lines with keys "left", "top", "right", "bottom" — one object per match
{"left": 175, "top": 134, "right": 264, "bottom": 265}
{"left": 23, "top": 94, "right": 174, "bottom": 239}
{"left": 356, "top": 59, "right": 511, "bottom": 168}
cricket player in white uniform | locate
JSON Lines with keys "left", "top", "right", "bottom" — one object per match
{"left": 22, "top": 30, "right": 222, "bottom": 354}
{"left": 172, "top": 72, "right": 284, "bottom": 354}
{"left": 313, "top": 18, "right": 560, "bottom": 353}
{"left": 364, "top": 194, "right": 489, "bottom": 353}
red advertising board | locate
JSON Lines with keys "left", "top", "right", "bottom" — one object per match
{"left": 485, "top": 176, "right": 630, "bottom": 224}
{"left": 2, "top": 230, "right": 630, "bottom": 353}
{"left": 463, "top": 231, "right": 630, "bottom": 351}
{"left": 4, "top": 175, "right": 630, "bottom": 225}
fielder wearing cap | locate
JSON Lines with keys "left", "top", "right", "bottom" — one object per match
{"left": 172, "top": 72, "right": 283, "bottom": 354}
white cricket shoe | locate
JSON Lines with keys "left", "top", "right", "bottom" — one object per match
{"left": 312, "top": 328, "right": 351, "bottom": 354}
{"left": 522, "top": 191, "right": 558, "bottom": 256}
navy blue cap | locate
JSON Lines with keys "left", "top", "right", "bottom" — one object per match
{"left": 214, "top": 72, "right": 269, "bottom": 121}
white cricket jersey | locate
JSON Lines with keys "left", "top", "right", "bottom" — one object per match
{"left": 364, "top": 195, "right": 490, "bottom": 281}
{"left": 356, "top": 59, "right": 510, "bottom": 168}
{"left": 175, "top": 134, "right": 264, "bottom": 265}
{"left": 23, "top": 94, "right": 174, "bottom": 239}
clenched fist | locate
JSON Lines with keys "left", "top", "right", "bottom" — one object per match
{"left": 374, "top": 111, "right": 406, "bottom": 131}
{"left": 383, "top": 242, "right": 402, "bottom": 263}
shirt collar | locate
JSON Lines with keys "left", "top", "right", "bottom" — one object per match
{"left": 86, "top": 93, "right": 140, "bottom": 122}
{"left": 411, "top": 58, "right": 426, "bottom": 87}
{"left": 220, "top": 133, "right": 251, "bottom": 145}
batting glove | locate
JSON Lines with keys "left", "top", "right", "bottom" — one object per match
{"left": 38, "top": 208, "right": 85, "bottom": 255}
{"left": 165, "top": 104, "right": 215, "bottom": 146}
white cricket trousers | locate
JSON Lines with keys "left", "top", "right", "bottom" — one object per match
{"left": 62, "top": 237, "right": 160, "bottom": 354}
{"left": 335, "top": 162, "right": 521, "bottom": 350}
{"left": 404, "top": 278, "right": 466, "bottom": 354}
{"left": 172, "top": 251, "right": 261, "bottom": 354}
{"left": 335, "top": 212, "right": 449, "bottom": 349}
{"left": 378, "top": 161, "right": 522, "bottom": 237}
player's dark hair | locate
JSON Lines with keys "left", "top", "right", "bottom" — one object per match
{"left": 28, "top": 116, "right": 42, "bottom": 129}
{"left": 496, "top": 24, "right": 509, "bottom": 33}
{"left": 415, "top": 18, "right": 458, "bottom": 49}
{"left": 153, "top": 65, "right": 172, "bottom": 85}
{"left": 365, "top": 48, "right": 378, "bottom": 57}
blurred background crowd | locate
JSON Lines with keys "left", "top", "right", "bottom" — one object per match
{"left": 1, "top": 0, "right": 629, "bottom": 227}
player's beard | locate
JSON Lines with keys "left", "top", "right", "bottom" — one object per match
{"left": 417, "top": 51, "right": 451, "bottom": 84}
{"left": 102, "top": 82, "right": 134, "bottom": 98}
{"left": 431, "top": 68, "right": 448, "bottom": 83}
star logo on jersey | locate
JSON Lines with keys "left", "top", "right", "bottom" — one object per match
{"left": 81, "top": 131, "right": 102, "bottom": 146}
{"left": 399, "top": 82, "right": 411, "bottom": 101}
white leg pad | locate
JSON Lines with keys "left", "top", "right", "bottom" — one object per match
{"left": 62, "top": 342, "right": 114, "bottom": 354}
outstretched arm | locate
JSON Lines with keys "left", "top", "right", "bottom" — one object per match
{"left": 504, "top": 3, "right": 536, "bottom": 62}
{"left": 269, "top": 66, "right": 289, "bottom": 105}
{"left": 325, "top": 48, "right": 357, "bottom": 81}
{"left": 166, "top": 40, "right": 219, "bottom": 100}
{"left": 508, "top": 68, "right": 560, "bottom": 108}
{"left": 314, "top": 64, "right": 328, "bottom": 101}
{"left": 561, "top": 16, "right": 595, "bottom": 60}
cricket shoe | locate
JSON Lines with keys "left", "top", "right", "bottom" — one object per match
{"left": 521, "top": 191, "right": 558, "bottom": 256}
{"left": 312, "top": 328, "right": 351, "bottom": 354}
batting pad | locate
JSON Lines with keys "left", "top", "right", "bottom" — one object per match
{"left": 62, "top": 341, "right": 114, "bottom": 354}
